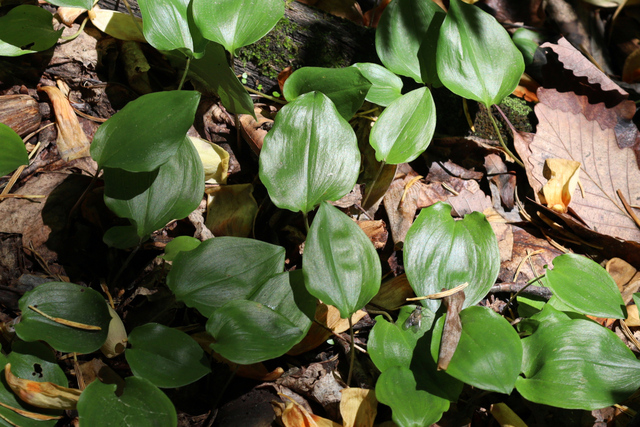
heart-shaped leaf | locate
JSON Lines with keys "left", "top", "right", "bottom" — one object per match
{"left": 404, "top": 202, "right": 500, "bottom": 312}
{"left": 303, "top": 202, "right": 381, "bottom": 319}
{"left": 161, "top": 236, "right": 201, "bottom": 261}
{"left": 376, "top": 366, "right": 449, "bottom": 427}
{"left": 126, "top": 323, "right": 210, "bottom": 388}
{"left": 431, "top": 307, "right": 522, "bottom": 394}
{"left": 0, "top": 6, "right": 63, "bottom": 57}
{"left": 90, "top": 91, "right": 200, "bottom": 172}
{"left": 77, "top": 377, "right": 177, "bottom": 427}
{"left": 102, "top": 225, "right": 141, "bottom": 249}
{"left": 207, "top": 270, "right": 315, "bottom": 364}
{"left": 516, "top": 318, "right": 640, "bottom": 410}
{"left": 375, "top": 0, "right": 445, "bottom": 84}
{"left": 166, "top": 237, "right": 285, "bottom": 317}
{"left": 259, "top": 92, "right": 360, "bottom": 214}
{"left": 436, "top": 0, "right": 524, "bottom": 106}
{"left": 544, "top": 254, "right": 625, "bottom": 319}
{"left": 138, "top": 0, "right": 207, "bottom": 57}
{"left": 44, "top": 0, "right": 93, "bottom": 8}
{"left": 282, "top": 67, "right": 372, "bottom": 120}
{"left": 369, "top": 86, "right": 436, "bottom": 164}
{"left": 192, "top": 0, "right": 283, "bottom": 55}
{"left": 103, "top": 135, "right": 204, "bottom": 240}
{"left": 352, "top": 63, "right": 403, "bottom": 107}
{"left": 0, "top": 123, "right": 28, "bottom": 176}
{"left": 15, "top": 283, "right": 111, "bottom": 354}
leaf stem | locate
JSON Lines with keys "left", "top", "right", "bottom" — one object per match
{"left": 503, "top": 273, "right": 547, "bottom": 312}
{"left": 244, "top": 86, "right": 287, "bottom": 104}
{"left": 60, "top": 17, "right": 89, "bottom": 41}
{"left": 122, "top": 0, "right": 144, "bottom": 36}
{"left": 347, "top": 316, "right": 355, "bottom": 387}
{"left": 303, "top": 211, "right": 310, "bottom": 233}
{"left": 359, "top": 160, "right": 386, "bottom": 219}
{"left": 486, "top": 105, "right": 524, "bottom": 168}
{"left": 177, "top": 56, "right": 191, "bottom": 91}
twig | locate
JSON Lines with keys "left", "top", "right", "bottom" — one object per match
{"left": 490, "top": 280, "right": 553, "bottom": 299}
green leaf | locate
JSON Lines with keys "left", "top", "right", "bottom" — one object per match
{"left": 375, "top": 0, "right": 445, "bottom": 84}
{"left": 259, "top": 92, "right": 360, "bottom": 214}
{"left": 436, "top": 0, "right": 524, "bottom": 106}
{"left": 15, "top": 282, "right": 111, "bottom": 354}
{"left": 166, "top": 237, "right": 285, "bottom": 317}
{"left": 0, "top": 342, "right": 66, "bottom": 427}
{"left": 102, "top": 225, "right": 142, "bottom": 249}
{"left": 512, "top": 28, "right": 543, "bottom": 66}
{"left": 0, "top": 123, "right": 28, "bottom": 176}
{"left": 376, "top": 366, "right": 449, "bottom": 427}
{"left": 431, "top": 307, "right": 522, "bottom": 394}
{"left": 411, "top": 331, "right": 463, "bottom": 402}
{"left": 282, "top": 67, "right": 371, "bottom": 120}
{"left": 404, "top": 202, "right": 500, "bottom": 312}
{"left": 303, "top": 202, "right": 381, "bottom": 319}
{"left": 544, "top": 254, "right": 625, "bottom": 319}
{"left": 207, "top": 270, "right": 315, "bottom": 364}
{"left": 45, "top": 0, "right": 93, "bottom": 8}
{"left": 138, "top": 0, "right": 207, "bottom": 57}
{"left": 0, "top": 6, "right": 63, "bottom": 57}
{"left": 90, "top": 91, "right": 200, "bottom": 172}
{"left": 103, "top": 136, "right": 204, "bottom": 239}
{"left": 166, "top": 44, "right": 254, "bottom": 116}
{"left": 368, "top": 305, "right": 434, "bottom": 372}
{"left": 369, "top": 87, "right": 436, "bottom": 164}
{"left": 516, "top": 318, "right": 640, "bottom": 410}
{"left": 161, "top": 236, "right": 201, "bottom": 261}
{"left": 77, "top": 377, "right": 177, "bottom": 427}
{"left": 126, "top": 323, "right": 210, "bottom": 388}
{"left": 352, "top": 63, "right": 403, "bottom": 107}
{"left": 192, "top": 0, "right": 284, "bottom": 55}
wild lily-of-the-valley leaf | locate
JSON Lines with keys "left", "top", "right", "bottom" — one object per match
{"left": 259, "top": 92, "right": 360, "bottom": 214}
{"left": 303, "top": 202, "right": 381, "bottom": 319}
{"left": 192, "top": 0, "right": 283, "bottom": 55}
{"left": 368, "top": 86, "right": 436, "bottom": 164}
{"left": 137, "top": 0, "right": 207, "bottom": 58}
{"left": 44, "top": 0, "right": 93, "bottom": 9}
{"left": 282, "top": 66, "right": 372, "bottom": 120}
{"left": 0, "top": 5, "right": 63, "bottom": 57}
{"left": 404, "top": 202, "right": 500, "bottom": 312}
{"left": 90, "top": 90, "right": 200, "bottom": 172}
{"left": 436, "top": 0, "right": 524, "bottom": 106}
{"left": 0, "top": 123, "right": 28, "bottom": 176}
{"left": 352, "top": 62, "right": 403, "bottom": 107}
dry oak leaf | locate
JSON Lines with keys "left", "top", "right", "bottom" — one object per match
{"left": 518, "top": 88, "right": 640, "bottom": 242}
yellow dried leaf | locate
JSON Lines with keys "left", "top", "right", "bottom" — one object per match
{"left": 280, "top": 396, "right": 341, "bottom": 427}
{"left": 540, "top": 158, "right": 581, "bottom": 213}
{"left": 100, "top": 304, "right": 127, "bottom": 358}
{"left": 205, "top": 183, "right": 257, "bottom": 237}
{"left": 189, "top": 136, "right": 229, "bottom": 183}
{"left": 5, "top": 364, "right": 81, "bottom": 410}
{"left": 87, "top": 6, "right": 145, "bottom": 42}
{"left": 28, "top": 305, "right": 101, "bottom": 330}
{"left": 340, "top": 388, "right": 377, "bottom": 427}
{"left": 57, "top": 7, "right": 85, "bottom": 27}
{"left": 0, "top": 400, "right": 62, "bottom": 421}
{"left": 626, "top": 304, "right": 640, "bottom": 327}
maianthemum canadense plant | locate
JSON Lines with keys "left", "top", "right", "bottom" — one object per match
{"left": 1, "top": 0, "right": 639, "bottom": 425}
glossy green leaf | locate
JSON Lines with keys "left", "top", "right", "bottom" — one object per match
{"left": 0, "top": 6, "right": 63, "bottom": 57}
{"left": 167, "top": 44, "right": 254, "bottom": 116}
{"left": 192, "top": 0, "right": 283, "bottom": 54}
{"left": 544, "top": 254, "right": 625, "bottom": 319}
{"left": 352, "top": 63, "right": 403, "bottom": 107}
{"left": 0, "top": 342, "right": 66, "bottom": 427}
{"left": 417, "top": 13, "right": 445, "bottom": 87}
{"left": 161, "top": 236, "right": 201, "bottom": 261}
{"left": 404, "top": 202, "right": 500, "bottom": 312}
{"left": 375, "top": 0, "right": 445, "bottom": 83}
{"left": 259, "top": 92, "right": 360, "bottom": 214}
{"left": 431, "top": 307, "right": 522, "bottom": 394}
{"left": 512, "top": 28, "right": 543, "bottom": 66}
{"left": 0, "top": 123, "right": 28, "bottom": 176}
{"left": 138, "top": 0, "right": 207, "bottom": 58}
{"left": 411, "top": 331, "right": 463, "bottom": 402}
{"left": 166, "top": 237, "right": 285, "bottom": 317}
{"left": 102, "top": 225, "right": 142, "bottom": 249}
{"left": 44, "top": 0, "right": 93, "bottom": 8}
{"left": 90, "top": 91, "right": 200, "bottom": 172}
{"left": 436, "top": 0, "right": 524, "bottom": 106}
{"left": 103, "top": 136, "right": 204, "bottom": 239}
{"left": 516, "top": 318, "right": 640, "bottom": 410}
{"left": 283, "top": 67, "right": 371, "bottom": 119}
{"left": 634, "top": 292, "right": 640, "bottom": 308}
{"left": 368, "top": 305, "right": 434, "bottom": 372}
{"left": 376, "top": 366, "right": 449, "bottom": 427}
{"left": 15, "top": 282, "right": 111, "bottom": 354}
{"left": 126, "top": 323, "right": 210, "bottom": 388}
{"left": 303, "top": 202, "right": 381, "bottom": 318}
{"left": 77, "top": 377, "right": 177, "bottom": 427}
{"left": 207, "top": 270, "right": 315, "bottom": 364}
{"left": 369, "top": 87, "right": 436, "bottom": 164}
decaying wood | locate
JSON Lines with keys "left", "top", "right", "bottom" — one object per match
{"left": 0, "top": 95, "right": 41, "bottom": 137}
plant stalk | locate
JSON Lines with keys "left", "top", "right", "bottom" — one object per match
{"left": 359, "top": 160, "right": 386, "bottom": 219}
{"left": 122, "top": 0, "right": 144, "bottom": 36}
{"left": 347, "top": 316, "right": 355, "bottom": 387}
{"left": 177, "top": 56, "right": 191, "bottom": 91}
{"left": 303, "top": 211, "right": 310, "bottom": 233}
{"left": 486, "top": 105, "right": 524, "bottom": 168}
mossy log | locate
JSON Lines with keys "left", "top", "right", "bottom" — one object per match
{"left": 97, "top": 0, "right": 377, "bottom": 92}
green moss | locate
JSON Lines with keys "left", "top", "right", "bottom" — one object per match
{"left": 473, "top": 96, "right": 534, "bottom": 142}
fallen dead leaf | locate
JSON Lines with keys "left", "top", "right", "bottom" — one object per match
{"left": 5, "top": 363, "right": 81, "bottom": 410}
{"left": 437, "top": 291, "right": 465, "bottom": 371}
{"left": 540, "top": 158, "right": 581, "bottom": 213}
{"left": 369, "top": 274, "right": 414, "bottom": 310}
{"left": 340, "top": 387, "right": 377, "bottom": 427}
{"left": 205, "top": 183, "right": 257, "bottom": 237}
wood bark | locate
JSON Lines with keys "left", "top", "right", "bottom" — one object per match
{"left": 0, "top": 95, "right": 41, "bottom": 137}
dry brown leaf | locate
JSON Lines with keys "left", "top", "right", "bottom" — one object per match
{"left": 517, "top": 88, "right": 640, "bottom": 242}
{"left": 356, "top": 220, "right": 387, "bottom": 249}
{"left": 5, "top": 364, "right": 81, "bottom": 410}
{"left": 369, "top": 274, "right": 414, "bottom": 310}
{"left": 278, "top": 395, "right": 341, "bottom": 427}
{"left": 239, "top": 107, "right": 273, "bottom": 154}
{"left": 205, "top": 184, "right": 257, "bottom": 237}
{"left": 340, "top": 388, "right": 377, "bottom": 427}
{"left": 437, "top": 291, "right": 465, "bottom": 371}
{"left": 57, "top": 7, "right": 85, "bottom": 26}
{"left": 540, "top": 158, "right": 581, "bottom": 213}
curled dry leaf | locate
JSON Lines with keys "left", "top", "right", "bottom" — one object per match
{"left": 340, "top": 388, "right": 377, "bottom": 427}
{"left": 38, "top": 85, "right": 90, "bottom": 161}
{"left": 5, "top": 364, "right": 81, "bottom": 410}
{"left": 540, "top": 158, "right": 581, "bottom": 213}
{"left": 277, "top": 395, "right": 341, "bottom": 427}
{"left": 369, "top": 274, "right": 414, "bottom": 310}
{"left": 100, "top": 304, "right": 127, "bottom": 358}
{"left": 240, "top": 107, "right": 273, "bottom": 155}
{"left": 88, "top": 6, "right": 146, "bottom": 42}
{"left": 57, "top": 7, "right": 86, "bottom": 27}
{"left": 356, "top": 220, "right": 387, "bottom": 249}
{"left": 205, "top": 183, "right": 258, "bottom": 237}
{"left": 189, "top": 136, "right": 229, "bottom": 183}
{"left": 437, "top": 291, "right": 465, "bottom": 371}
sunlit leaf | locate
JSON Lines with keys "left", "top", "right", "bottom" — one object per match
{"left": 44, "top": 0, "right": 92, "bottom": 8}
{"left": 0, "top": 6, "right": 63, "bottom": 57}
{"left": 0, "top": 123, "right": 28, "bottom": 176}
{"left": 352, "top": 62, "right": 403, "bottom": 107}
{"left": 161, "top": 236, "right": 201, "bottom": 261}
